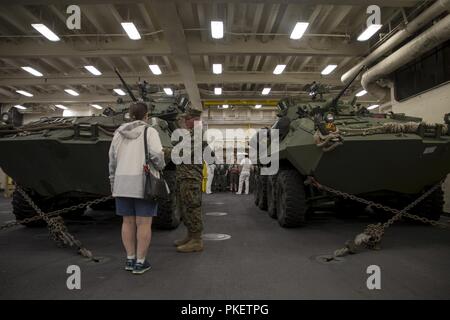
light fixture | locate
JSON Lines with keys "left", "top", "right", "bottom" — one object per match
{"left": 356, "top": 89, "right": 367, "bottom": 97}
{"left": 64, "top": 89, "right": 79, "bottom": 96}
{"left": 290, "top": 22, "right": 309, "bottom": 40}
{"left": 13, "top": 105, "right": 26, "bottom": 110}
{"left": 21, "top": 66, "right": 43, "bottom": 77}
{"left": 211, "top": 21, "right": 224, "bottom": 39}
{"left": 90, "top": 104, "right": 102, "bottom": 110}
{"left": 212, "top": 63, "right": 222, "bottom": 74}
{"left": 114, "top": 88, "right": 126, "bottom": 96}
{"left": 31, "top": 23, "right": 60, "bottom": 41}
{"left": 214, "top": 87, "right": 222, "bottom": 95}
{"left": 149, "top": 64, "right": 162, "bottom": 75}
{"left": 222, "top": 104, "right": 229, "bottom": 109}
{"left": 321, "top": 64, "right": 337, "bottom": 75}
{"left": 55, "top": 104, "right": 68, "bottom": 110}
{"left": 255, "top": 104, "right": 262, "bottom": 109}
{"left": 121, "top": 22, "right": 141, "bottom": 40}
{"left": 273, "top": 64, "right": 286, "bottom": 75}
{"left": 84, "top": 65, "right": 102, "bottom": 76}
{"left": 261, "top": 87, "right": 271, "bottom": 95}
{"left": 16, "top": 90, "right": 33, "bottom": 97}
{"left": 357, "top": 24, "right": 382, "bottom": 41}
{"left": 163, "top": 88, "right": 173, "bottom": 96}
{"left": 367, "top": 104, "right": 379, "bottom": 110}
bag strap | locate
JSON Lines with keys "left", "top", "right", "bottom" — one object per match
{"left": 143, "top": 126, "right": 149, "bottom": 164}
{"left": 143, "top": 126, "right": 164, "bottom": 178}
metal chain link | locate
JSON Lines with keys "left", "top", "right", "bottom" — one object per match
{"left": 309, "top": 177, "right": 448, "bottom": 256}
{"left": 0, "top": 187, "right": 112, "bottom": 260}
{"left": 0, "top": 190, "right": 112, "bottom": 231}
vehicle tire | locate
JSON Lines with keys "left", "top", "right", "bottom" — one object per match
{"left": 409, "top": 187, "right": 444, "bottom": 221}
{"left": 12, "top": 188, "right": 46, "bottom": 227}
{"left": 267, "top": 175, "right": 277, "bottom": 219}
{"left": 257, "top": 175, "right": 268, "bottom": 211}
{"left": 153, "top": 170, "right": 181, "bottom": 230}
{"left": 276, "top": 169, "right": 308, "bottom": 228}
{"left": 254, "top": 174, "right": 260, "bottom": 206}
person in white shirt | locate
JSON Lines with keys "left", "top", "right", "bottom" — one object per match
{"left": 236, "top": 156, "right": 252, "bottom": 195}
{"left": 206, "top": 163, "right": 216, "bottom": 194}
{"left": 108, "top": 102, "right": 165, "bottom": 274}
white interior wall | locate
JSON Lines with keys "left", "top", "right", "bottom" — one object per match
{"left": 392, "top": 83, "right": 450, "bottom": 213}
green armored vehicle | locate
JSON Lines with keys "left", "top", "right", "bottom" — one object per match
{"left": 0, "top": 74, "right": 187, "bottom": 230}
{"left": 253, "top": 84, "right": 450, "bottom": 228}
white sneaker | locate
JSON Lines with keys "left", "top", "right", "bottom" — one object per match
{"left": 236, "top": 192, "right": 241, "bottom": 195}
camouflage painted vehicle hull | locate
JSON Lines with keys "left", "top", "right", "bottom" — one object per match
{"left": 282, "top": 133, "right": 450, "bottom": 195}
{"left": 255, "top": 108, "right": 450, "bottom": 228}
{"left": 0, "top": 113, "right": 180, "bottom": 229}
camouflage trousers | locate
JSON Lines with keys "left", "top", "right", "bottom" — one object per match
{"left": 176, "top": 177, "right": 203, "bottom": 234}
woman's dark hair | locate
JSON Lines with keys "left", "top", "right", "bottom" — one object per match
{"left": 129, "top": 102, "right": 148, "bottom": 120}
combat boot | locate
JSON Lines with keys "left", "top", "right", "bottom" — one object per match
{"left": 176, "top": 233, "right": 203, "bottom": 253}
{"left": 173, "top": 233, "right": 192, "bottom": 247}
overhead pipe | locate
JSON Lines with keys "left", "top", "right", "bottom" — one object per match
{"left": 341, "top": 0, "right": 450, "bottom": 85}
{"left": 361, "top": 14, "right": 450, "bottom": 101}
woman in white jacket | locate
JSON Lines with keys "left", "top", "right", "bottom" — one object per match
{"left": 108, "top": 102, "right": 165, "bottom": 275}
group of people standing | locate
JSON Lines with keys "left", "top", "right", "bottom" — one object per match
{"left": 108, "top": 101, "right": 258, "bottom": 275}
{"left": 205, "top": 156, "right": 255, "bottom": 195}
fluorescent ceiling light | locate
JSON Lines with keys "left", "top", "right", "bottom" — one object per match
{"left": 14, "top": 105, "right": 26, "bottom": 110}
{"left": 84, "top": 65, "right": 102, "bottom": 76}
{"left": 64, "top": 89, "right": 79, "bottom": 96}
{"left": 121, "top": 22, "right": 141, "bottom": 40}
{"left": 367, "top": 104, "right": 379, "bottom": 110}
{"left": 357, "top": 24, "right": 382, "bottom": 41}
{"left": 55, "top": 104, "right": 68, "bottom": 110}
{"left": 149, "top": 64, "right": 162, "bottom": 75}
{"left": 212, "top": 63, "right": 222, "bottom": 74}
{"left": 163, "top": 88, "right": 173, "bottom": 96}
{"left": 21, "top": 66, "right": 43, "bottom": 77}
{"left": 90, "top": 104, "right": 103, "bottom": 110}
{"left": 214, "top": 87, "right": 222, "bottom": 95}
{"left": 114, "top": 88, "right": 126, "bottom": 96}
{"left": 16, "top": 90, "right": 33, "bottom": 97}
{"left": 273, "top": 64, "right": 286, "bottom": 75}
{"left": 356, "top": 89, "right": 367, "bottom": 97}
{"left": 321, "top": 64, "right": 337, "bottom": 75}
{"left": 211, "top": 21, "right": 224, "bottom": 39}
{"left": 261, "top": 87, "right": 271, "bottom": 95}
{"left": 222, "top": 104, "right": 229, "bottom": 109}
{"left": 255, "top": 104, "right": 262, "bottom": 109}
{"left": 290, "top": 22, "right": 309, "bottom": 40}
{"left": 31, "top": 23, "right": 60, "bottom": 41}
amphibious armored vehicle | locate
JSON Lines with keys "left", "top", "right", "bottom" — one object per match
{"left": 253, "top": 85, "right": 450, "bottom": 228}
{"left": 0, "top": 73, "right": 188, "bottom": 229}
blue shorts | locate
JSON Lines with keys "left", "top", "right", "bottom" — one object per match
{"left": 115, "top": 197, "right": 158, "bottom": 217}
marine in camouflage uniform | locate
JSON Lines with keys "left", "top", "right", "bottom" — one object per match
{"left": 174, "top": 107, "right": 205, "bottom": 253}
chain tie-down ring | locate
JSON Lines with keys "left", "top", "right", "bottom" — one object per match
{"left": 308, "top": 177, "right": 448, "bottom": 258}
{"left": 0, "top": 187, "right": 112, "bottom": 261}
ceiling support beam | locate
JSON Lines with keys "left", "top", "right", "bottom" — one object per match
{"left": 0, "top": 72, "right": 342, "bottom": 86}
{"left": 0, "top": 38, "right": 366, "bottom": 59}
{"left": 150, "top": 0, "right": 202, "bottom": 109}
